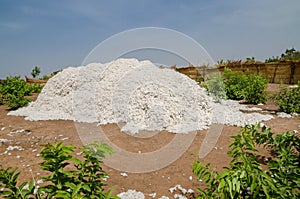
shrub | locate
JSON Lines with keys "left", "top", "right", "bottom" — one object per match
{"left": 223, "top": 68, "right": 268, "bottom": 104}
{"left": 204, "top": 73, "right": 227, "bottom": 102}
{"left": 0, "top": 94, "right": 3, "bottom": 105}
{"left": 193, "top": 124, "right": 300, "bottom": 199}
{"left": 265, "top": 56, "right": 280, "bottom": 63}
{"left": 281, "top": 48, "right": 300, "bottom": 61}
{"left": 5, "top": 94, "right": 32, "bottom": 110}
{"left": 0, "top": 76, "right": 28, "bottom": 96}
{"left": 266, "top": 48, "right": 300, "bottom": 62}
{"left": 275, "top": 82, "right": 300, "bottom": 113}
{"left": 26, "top": 83, "right": 43, "bottom": 94}
{"left": 0, "top": 142, "right": 119, "bottom": 199}
{"left": 245, "top": 57, "right": 255, "bottom": 63}
{"left": 0, "top": 76, "right": 43, "bottom": 109}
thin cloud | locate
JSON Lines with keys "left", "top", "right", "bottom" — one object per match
{"left": 0, "top": 21, "right": 28, "bottom": 31}
{"left": 211, "top": 1, "right": 300, "bottom": 29}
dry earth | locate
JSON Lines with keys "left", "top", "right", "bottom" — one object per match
{"left": 0, "top": 84, "right": 299, "bottom": 198}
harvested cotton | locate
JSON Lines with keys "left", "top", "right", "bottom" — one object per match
{"left": 211, "top": 100, "right": 273, "bottom": 126}
{"left": 9, "top": 58, "right": 273, "bottom": 134}
{"left": 117, "top": 190, "right": 145, "bottom": 199}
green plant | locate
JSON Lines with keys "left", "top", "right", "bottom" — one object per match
{"left": 281, "top": 48, "right": 300, "bottom": 61}
{"left": 0, "top": 76, "right": 43, "bottom": 109}
{"left": 0, "top": 142, "right": 119, "bottom": 199}
{"left": 26, "top": 83, "right": 43, "bottom": 94}
{"left": 275, "top": 82, "right": 300, "bottom": 113}
{"left": 51, "top": 69, "right": 62, "bottom": 76}
{"left": 31, "top": 66, "right": 41, "bottom": 78}
{"left": 223, "top": 68, "right": 268, "bottom": 104}
{"left": 5, "top": 94, "right": 32, "bottom": 110}
{"left": 204, "top": 73, "right": 226, "bottom": 102}
{"left": 193, "top": 124, "right": 300, "bottom": 199}
{"left": 0, "top": 166, "right": 36, "bottom": 198}
{"left": 246, "top": 57, "right": 255, "bottom": 62}
{"left": 39, "top": 75, "right": 51, "bottom": 80}
{"left": 265, "top": 56, "right": 280, "bottom": 63}
{"left": 0, "top": 94, "right": 3, "bottom": 105}
{"left": 0, "top": 76, "right": 28, "bottom": 96}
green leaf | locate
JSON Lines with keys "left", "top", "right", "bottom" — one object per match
{"left": 82, "top": 184, "right": 91, "bottom": 192}
{"left": 55, "top": 190, "right": 71, "bottom": 198}
{"left": 218, "top": 179, "right": 225, "bottom": 191}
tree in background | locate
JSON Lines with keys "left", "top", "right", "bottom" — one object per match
{"left": 31, "top": 66, "right": 41, "bottom": 78}
{"left": 281, "top": 48, "right": 300, "bottom": 61}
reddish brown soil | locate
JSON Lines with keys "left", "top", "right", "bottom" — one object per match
{"left": 0, "top": 84, "right": 299, "bottom": 198}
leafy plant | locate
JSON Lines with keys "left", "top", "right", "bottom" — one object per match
{"left": 265, "top": 56, "right": 280, "bottom": 63}
{"left": 51, "top": 69, "right": 62, "bottom": 76}
{"left": 0, "top": 94, "right": 3, "bottom": 105}
{"left": 246, "top": 57, "right": 255, "bottom": 63}
{"left": 0, "top": 166, "right": 36, "bottom": 198}
{"left": 0, "top": 76, "right": 43, "bottom": 109}
{"left": 275, "top": 81, "right": 300, "bottom": 113}
{"left": 193, "top": 124, "right": 300, "bottom": 199}
{"left": 0, "top": 76, "right": 28, "bottom": 96}
{"left": 281, "top": 48, "right": 300, "bottom": 61}
{"left": 26, "top": 83, "right": 43, "bottom": 94}
{"left": 223, "top": 68, "right": 268, "bottom": 104}
{"left": 204, "top": 73, "right": 226, "bottom": 102}
{"left": 0, "top": 142, "right": 119, "bottom": 199}
{"left": 31, "top": 66, "right": 41, "bottom": 78}
{"left": 5, "top": 94, "right": 32, "bottom": 110}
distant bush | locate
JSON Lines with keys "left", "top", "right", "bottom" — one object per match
{"left": 39, "top": 74, "right": 51, "bottom": 80}
{"left": 265, "top": 48, "right": 300, "bottom": 63}
{"left": 245, "top": 57, "right": 255, "bottom": 63}
{"left": 223, "top": 68, "right": 268, "bottom": 104}
{"left": 265, "top": 56, "right": 280, "bottom": 63}
{"left": 0, "top": 76, "right": 28, "bottom": 96}
{"left": 0, "top": 76, "right": 43, "bottom": 109}
{"left": 5, "top": 93, "right": 31, "bottom": 110}
{"left": 204, "top": 73, "right": 227, "bottom": 102}
{"left": 275, "top": 82, "right": 300, "bottom": 113}
{"left": 281, "top": 48, "right": 300, "bottom": 61}
{"left": 26, "top": 83, "right": 43, "bottom": 93}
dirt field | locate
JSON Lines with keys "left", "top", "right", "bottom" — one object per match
{"left": 0, "top": 84, "right": 299, "bottom": 198}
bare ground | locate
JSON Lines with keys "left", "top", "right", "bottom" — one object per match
{"left": 0, "top": 84, "right": 299, "bottom": 198}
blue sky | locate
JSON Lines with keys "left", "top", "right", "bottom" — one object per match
{"left": 0, "top": 0, "right": 299, "bottom": 78}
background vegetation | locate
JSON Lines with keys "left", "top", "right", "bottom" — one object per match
{"left": 0, "top": 76, "right": 43, "bottom": 109}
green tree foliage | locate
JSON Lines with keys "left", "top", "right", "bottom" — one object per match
{"left": 193, "top": 124, "right": 300, "bottom": 199}
{"left": 31, "top": 66, "right": 41, "bottom": 78}
{"left": 266, "top": 48, "right": 300, "bottom": 63}
{"left": 281, "top": 48, "right": 300, "bottom": 61}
